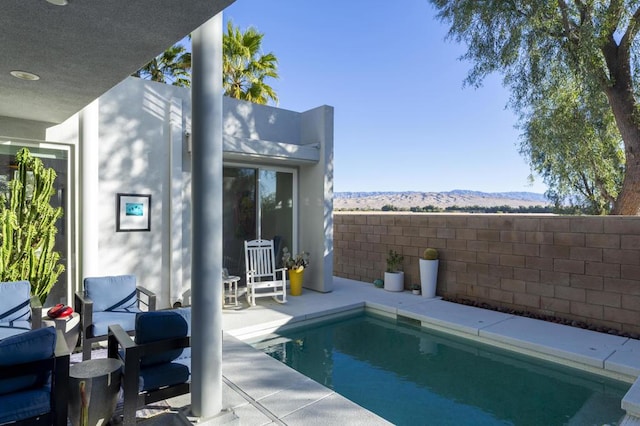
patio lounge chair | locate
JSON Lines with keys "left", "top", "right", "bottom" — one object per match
{"left": 75, "top": 274, "right": 156, "bottom": 360}
{"left": 108, "top": 308, "right": 191, "bottom": 426}
{"left": 0, "top": 280, "right": 42, "bottom": 340}
{"left": 244, "top": 239, "right": 287, "bottom": 306}
{"left": 0, "top": 327, "right": 69, "bottom": 425}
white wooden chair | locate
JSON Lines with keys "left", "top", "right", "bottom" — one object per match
{"left": 244, "top": 239, "right": 287, "bottom": 306}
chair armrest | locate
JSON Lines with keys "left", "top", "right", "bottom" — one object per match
{"left": 52, "top": 331, "right": 70, "bottom": 426}
{"left": 74, "top": 290, "right": 93, "bottom": 333}
{"left": 30, "top": 294, "right": 42, "bottom": 329}
{"left": 137, "top": 336, "right": 191, "bottom": 355}
{"left": 107, "top": 324, "right": 136, "bottom": 358}
{"left": 275, "top": 267, "right": 287, "bottom": 280}
{"left": 136, "top": 286, "right": 156, "bottom": 311}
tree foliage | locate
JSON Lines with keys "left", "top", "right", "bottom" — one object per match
{"left": 0, "top": 148, "right": 65, "bottom": 303}
{"left": 521, "top": 76, "right": 624, "bottom": 214}
{"left": 223, "top": 20, "right": 279, "bottom": 105}
{"left": 132, "top": 44, "right": 192, "bottom": 88}
{"left": 133, "top": 22, "right": 279, "bottom": 105}
{"left": 430, "top": 0, "right": 640, "bottom": 214}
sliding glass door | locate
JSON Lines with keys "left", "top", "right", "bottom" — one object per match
{"left": 222, "top": 165, "right": 295, "bottom": 278}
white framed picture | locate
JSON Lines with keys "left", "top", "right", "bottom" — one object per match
{"left": 116, "top": 193, "right": 151, "bottom": 232}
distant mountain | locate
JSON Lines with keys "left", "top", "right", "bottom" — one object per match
{"left": 334, "top": 190, "right": 550, "bottom": 211}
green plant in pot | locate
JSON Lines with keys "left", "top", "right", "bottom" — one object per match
{"left": 0, "top": 148, "right": 65, "bottom": 305}
{"left": 419, "top": 247, "right": 439, "bottom": 298}
{"left": 384, "top": 249, "right": 404, "bottom": 292}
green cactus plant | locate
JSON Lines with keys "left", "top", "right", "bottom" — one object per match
{"left": 0, "top": 148, "right": 64, "bottom": 304}
{"left": 422, "top": 247, "right": 439, "bottom": 260}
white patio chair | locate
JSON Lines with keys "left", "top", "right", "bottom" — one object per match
{"left": 244, "top": 239, "right": 287, "bottom": 306}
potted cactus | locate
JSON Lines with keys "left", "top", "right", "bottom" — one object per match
{"left": 384, "top": 250, "right": 404, "bottom": 292}
{"left": 420, "top": 248, "right": 439, "bottom": 298}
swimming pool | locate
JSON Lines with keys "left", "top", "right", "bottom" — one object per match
{"left": 252, "top": 311, "right": 629, "bottom": 425}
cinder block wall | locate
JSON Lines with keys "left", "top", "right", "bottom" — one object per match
{"left": 334, "top": 213, "right": 640, "bottom": 335}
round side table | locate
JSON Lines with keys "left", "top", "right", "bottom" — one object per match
{"left": 68, "top": 358, "right": 122, "bottom": 426}
{"left": 41, "top": 311, "right": 80, "bottom": 354}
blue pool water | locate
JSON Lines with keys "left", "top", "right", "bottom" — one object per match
{"left": 253, "top": 312, "right": 629, "bottom": 425}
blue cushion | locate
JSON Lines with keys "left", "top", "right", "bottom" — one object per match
{"left": 91, "top": 310, "right": 140, "bottom": 337}
{"left": 135, "top": 308, "right": 190, "bottom": 367}
{"left": 84, "top": 275, "right": 138, "bottom": 312}
{"left": 0, "top": 280, "right": 31, "bottom": 324}
{"left": 0, "top": 327, "right": 56, "bottom": 395}
{"left": 138, "top": 361, "right": 190, "bottom": 392}
{"left": 0, "top": 387, "right": 50, "bottom": 423}
{"left": 0, "top": 322, "right": 31, "bottom": 340}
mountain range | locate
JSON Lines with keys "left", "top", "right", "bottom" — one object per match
{"left": 334, "top": 190, "right": 550, "bottom": 211}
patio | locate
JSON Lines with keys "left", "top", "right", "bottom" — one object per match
{"left": 79, "top": 276, "right": 640, "bottom": 424}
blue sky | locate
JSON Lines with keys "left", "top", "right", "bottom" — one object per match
{"left": 223, "top": 0, "right": 548, "bottom": 194}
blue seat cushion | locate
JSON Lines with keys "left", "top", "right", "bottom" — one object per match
{"left": 0, "top": 322, "right": 31, "bottom": 340}
{"left": 0, "top": 327, "right": 56, "bottom": 395}
{"left": 135, "top": 308, "right": 190, "bottom": 367}
{"left": 0, "top": 280, "right": 31, "bottom": 323}
{"left": 84, "top": 275, "right": 138, "bottom": 312}
{"left": 91, "top": 310, "right": 140, "bottom": 337}
{"left": 0, "top": 387, "right": 50, "bottom": 423}
{"left": 138, "top": 361, "right": 190, "bottom": 392}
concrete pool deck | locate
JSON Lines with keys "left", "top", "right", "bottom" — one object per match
{"left": 153, "top": 277, "right": 640, "bottom": 424}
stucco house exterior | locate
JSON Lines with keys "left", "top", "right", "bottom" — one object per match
{"left": 1, "top": 76, "right": 334, "bottom": 309}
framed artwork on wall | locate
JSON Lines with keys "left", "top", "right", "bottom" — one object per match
{"left": 116, "top": 193, "right": 151, "bottom": 232}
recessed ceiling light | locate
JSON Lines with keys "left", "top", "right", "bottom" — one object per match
{"left": 46, "top": 0, "right": 68, "bottom": 5}
{"left": 10, "top": 70, "right": 40, "bottom": 81}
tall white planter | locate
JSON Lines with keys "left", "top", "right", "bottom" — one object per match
{"left": 384, "top": 271, "right": 404, "bottom": 292}
{"left": 419, "top": 259, "right": 439, "bottom": 298}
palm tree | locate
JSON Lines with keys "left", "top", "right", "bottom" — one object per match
{"left": 133, "top": 23, "right": 279, "bottom": 105}
{"left": 223, "top": 21, "right": 278, "bottom": 105}
{"left": 132, "top": 44, "right": 191, "bottom": 88}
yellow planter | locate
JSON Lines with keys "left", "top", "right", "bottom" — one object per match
{"left": 289, "top": 269, "right": 304, "bottom": 296}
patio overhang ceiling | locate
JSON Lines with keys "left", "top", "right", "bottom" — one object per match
{"left": 2, "top": 0, "right": 235, "bottom": 125}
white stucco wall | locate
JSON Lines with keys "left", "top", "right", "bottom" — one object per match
{"left": 300, "top": 106, "right": 334, "bottom": 293}
{"left": 7, "top": 76, "right": 334, "bottom": 308}
{"left": 223, "top": 97, "right": 301, "bottom": 143}
{"left": 96, "top": 79, "right": 191, "bottom": 306}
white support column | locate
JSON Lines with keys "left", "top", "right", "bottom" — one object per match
{"left": 79, "top": 99, "right": 100, "bottom": 281}
{"left": 169, "top": 97, "right": 184, "bottom": 306}
{"left": 191, "top": 12, "right": 223, "bottom": 418}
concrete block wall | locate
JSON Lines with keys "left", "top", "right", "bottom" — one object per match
{"left": 334, "top": 213, "right": 640, "bottom": 335}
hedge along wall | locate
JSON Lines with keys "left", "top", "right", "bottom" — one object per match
{"left": 333, "top": 212, "right": 640, "bottom": 335}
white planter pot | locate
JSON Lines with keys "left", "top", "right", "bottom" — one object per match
{"left": 384, "top": 271, "right": 404, "bottom": 292}
{"left": 419, "top": 259, "right": 439, "bottom": 298}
